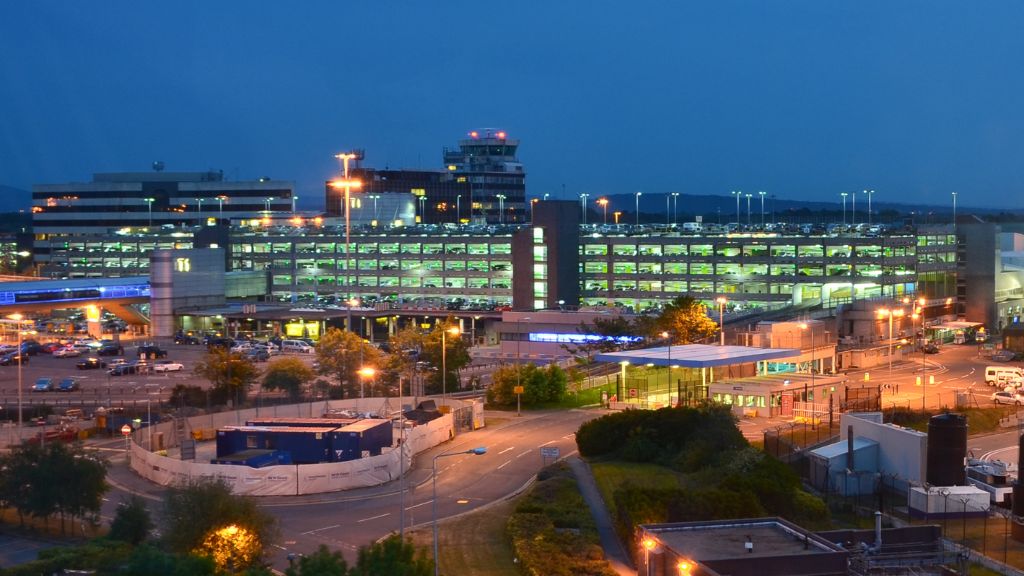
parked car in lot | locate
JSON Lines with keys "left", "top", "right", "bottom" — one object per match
{"left": 58, "top": 377, "right": 80, "bottom": 392}
{"left": 153, "top": 360, "right": 184, "bottom": 373}
{"left": 76, "top": 357, "right": 107, "bottom": 370}
{"left": 0, "top": 352, "right": 28, "bottom": 365}
{"left": 992, "top": 390, "right": 1024, "bottom": 405}
{"left": 32, "top": 378, "right": 53, "bottom": 392}
{"left": 136, "top": 345, "right": 167, "bottom": 359}
{"left": 174, "top": 333, "right": 201, "bottom": 345}
{"left": 922, "top": 343, "right": 940, "bottom": 354}
{"left": 41, "top": 342, "right": 63, "bottom": 353}
{"left": 108, "top": 364, "right": 138, "bottom": 376}
{"left": 245, "top": 348, "right": 270, "bottom": 362}
{"left": 52, "top": 346, "right": 82, "bottom": 358}
{"left": 98, "top": 344, "right": 124, "bottom": 356}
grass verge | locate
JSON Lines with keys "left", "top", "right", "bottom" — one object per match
{"left": 590, "top": 460, "right": 682, "bottom": 520}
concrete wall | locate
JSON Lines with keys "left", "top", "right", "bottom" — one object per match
{"left": 840, "top": 412, "right": 927, "bottom": 487}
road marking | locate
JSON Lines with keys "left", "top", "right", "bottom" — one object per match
{"left": 540, "top": 440, "right": 556, "bottom": 447}
{"left": 407, "top": 500, "right": 431, "bottom": 510}
{"left": 497, "top": 459, "right": 512, "bottom": 470}
{"left": 498, "top": 446, "right": 514, "bottom": 455}
{"left": 562, "top": 433, "right": 575, "bottom": 439}
{"left": 301, "top": 524, "right": 340, "bottom": 535}
{"left": 516, "top": 450, "right": 531, "bottom": 458}
{"left": 271, "top": 544, "right": 288, "bottom": 550}
{"left": 357, "top": 513, "right": 390, "bottom": 523}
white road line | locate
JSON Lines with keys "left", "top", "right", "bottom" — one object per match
{"left": 498, "top": 446, "right": 514, "bottom": 455}
{"left": 516, "top": 450, "right": 531, "bottom": 458}
{"left": 497, "top": 460, "right": 512, "bottom": 470}
{"left": 540, "top": 440, "right": 556, "bottom": 447}
{"left": 357, "top": 513, "right": 390, "bottom": 523}
{"left": 562, "top": 433, "right": 575, "bottom": 439}
{"left": 301, "top": 523, "right": 340, "bottom": 535}
{"left": 407, "top": 500, "right": 432, "bottom": 510}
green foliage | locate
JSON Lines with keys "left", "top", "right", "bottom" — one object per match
{"left": 263, "top": 356, "right": 316, "bottom": 400}
{"left": 3, "top": 540, "right": 134, "bottom": 576}
{"left": 416, "top": 320, "right": 471, "bottom": 395}
{"left": 161, "top": 478, "right": 277, "bottom": 569}
{"left": 575, "top": 405, "right": 746, "bottom": 466}
{"left": 0, "top": 441, "right": 108, "bottom": 532}
{"left": 120, "top": 544, "right": 218, "bottom": 575}
{"left": 316, "top": 327, "right": 384, "bottom": 398}
{"left": 285, "top": 544, "right": 349, "bottom": 576}
{"left": 193, "top": 348, "right": 259, "bottom": 406}
{"left": 507, "top": 464, "right": 617, "bottom": 576}
{"left": 350, "top": 535, "right": 433, "bottom": 576}
{"left": 567, "top": 316, "right": 645, "bottom": 358}
{"left": 648, "top": 295, "right": 720, "bottom": 343}
{"left": 169, "top": 384, "right": 208, "bottom": 408}
{"left": 486, "top": 363, "right": 568, "bottom": 407}
{"left": 108, "top": 494, "right": 154, "bottom": 546}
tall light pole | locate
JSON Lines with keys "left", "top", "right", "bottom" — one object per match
{"left": 597, "top": 198, "right": 609, "bottom": 225}
{"left": 877, "top": 307, "right": 904, "bottom": 373}
{"left": 661, "top": 331, "right": 676, "bottom": 406}
{"left": 332, "top": 152, "right": 364, "bottom": 305}
{"left": 8, "top": 313, "right": 27, "bottom": 435}
{"left": 731, "top": 190, "right": 741, "bottom": 225}
{"left": 216, "top": 195, "right": 227, "bottom": 220}
{"left": 496, "top": 194, "right": 506, "bottom": 224}
{"left": 291, "top": 195, "right": 298, "bottom": 213}
{"left": 579, "top": 193, "right": 589, "bottom": 226}
{"left": 671, "top": 192, "right": 680, "bottom": 225}
{"left": 195, "top": 197, "right": 204, "bottom": 216}
{"left": 418, "top": 196, "right": 427, "bottom": 223}
{"left": 530, "top": 198, "right": 538, "bottom": 222}
{"left": 634, "top": 192, "right": 642, "bottom": 226}
{"left": 745, "top": 193, "right": 752, "bottom": 225}
{"left": 851, "top": 191, "right": 857, "bottom": 227}
{"left": 455, "top": 195, "right": 461, "bottom": 223}
{"left": 716, "top": 297, "right": 727, "bottom": 346}
{"left": 951, "top": 191, "right": 958, "bottom": 228}
{"left": 441, "top": 326, "right": 460, "bottom": 408}
{"left": 368, "top": 194, "right": 380, "bottom": 223}
{"left": 264, "top": 197, "right": 274, "bottom": 212}
{"left": 398, "top": 372, "right": 407, "bottom": 538}
{"left": 357, "top": 366, "right": 375, "bottom": 399}
{"left": 433, "top": 447, "right": 487, "bottom": 576}
{"left": 758, "top": 191, "right": 767, "bottom": 227}
{"left": 863, "top": 189, "right": 875, "bottom": 225}
{"left": 516, "top": 316, "right": 531, "bottom": 416}
{"left": 143, "top": 197, "right": 155, "bottom": 227}
{"left": 665, "top": 193, "right": 671, "bottom": 227}
{"left": 840, "top": 192, "right": 848, "bottom": 225}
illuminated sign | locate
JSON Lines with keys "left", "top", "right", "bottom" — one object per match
{"left": 175, "top": 258, "right": 191, "bottom": 272}
{"left": 528, "top": 333, "right": 643, "bottom": 344}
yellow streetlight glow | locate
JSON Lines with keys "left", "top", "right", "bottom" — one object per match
{"left": 642, "top": 537, "right": 657, "bottom": 550}
{"left": 357, "top": 367, "right": 376, "bottom": 379}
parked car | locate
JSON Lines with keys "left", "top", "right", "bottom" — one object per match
{"left": 174, "top": 333, "right": 201, "bottom": 345}
{"left": 107, "top": 364, "right": 138, "bottom": 376}
{"left": 58, "top": 377, "right": 80, "bottom": 392}
{"left": 20, "top": 341, "right": 43, "bottom": 356}
{"left": 245, "top": 348, "right": 270, "bottom": 362}
{"left": 0, "top": 352, "right": 28, "bottom": 365}
{"left": 52, "top": 346, "right": 82, "bottom": 358}
{"left": 991, "top": 390, "right": 1024, "bottom": 405}
{"left": 76, "top": 357, "right": 107, "bottom": 370}
{"left": 41, "top": 342, "right": 63, "bottom": 353}
{"left": 97, "top": 344, "right": 124, "bottom": 356}
{"left": 153, "top": 360, "right": 184, "bottom": 373}
{"left": 32, "top": 378, "right": 53, "bottom": 392}
{"left": 136, "top": 345, "right": 167, "bottom": 359}
{"left": 922, "top": 343, "right": 940, "bottom": 354}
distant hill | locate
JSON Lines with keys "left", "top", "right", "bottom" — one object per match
{"left": 0, "top": 185, "right": 30, "bottom": 213}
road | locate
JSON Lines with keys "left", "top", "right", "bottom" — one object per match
{"left": 99, "top": 407, "right": 603, "bottom": 570}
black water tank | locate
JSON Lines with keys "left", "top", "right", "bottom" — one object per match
{"left": 926, "top": 413, "right": 967, "bottom": 486}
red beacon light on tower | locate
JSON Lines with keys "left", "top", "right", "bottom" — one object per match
{"left": 496, "top": 131, "right": 507, "bottom": 139}
{"left": 469, "top": 131, "right": 479, "bottom": 139}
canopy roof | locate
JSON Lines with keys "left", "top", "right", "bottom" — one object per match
{"left": 595, "top": 344, "right": 802, "bottom": 368}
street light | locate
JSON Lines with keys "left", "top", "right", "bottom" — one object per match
{"left": 291, "top": 195, "right": 299, "bottom": 213}
{"left": 661, "top": 331, "right": 677, "bottom": 406}
{"left": 745, "top": 193, "right": 752, "bottom": 226}
{"left": 496, "top": 194, "right": 506, "bottom": 224}
{"left": 455, "top": 195, "right": 461, "bottom": 223}
{"left": 671, "top": 192, "right": 680, "bottom": 225}
{"left": 840, "top": 192, "right": 848, "bottom": 226}
{"left": 758, "top": 191, "right": 767, "bottom": 227}
{"left": 440, "top": 325, "right": 461, "bottom": 408}
{"left": 433, "top": 447, "right": 487, "bottom": 576}
{"left": 195, "top": 197, "right": 204, "bottom": 214}
{"left": 516, "top": 316, "right": 532, "bottom": 416}
{"left": 7, "top": 313, "right": 28, "bottom": 435}
{"left": 613, "top": 211, "right": 622, "bottom": 226}
{"left": 642, "top": 537, "right": 657, "bottom": 576}
{"left": 331, "top": 154, "right": 364, "bottom": 304}
{"left": 715, "top": 297, "right": 727, "bottom": 346}
{"left": 877, "top": 307, "right": 905, "bottom": 373}
{"left": 263, "top": 197, "right": 274, "bottom": 212}
{"left": 143, "top": 197, "right": 155, "bottom": 227}
{"left": 952, "top": 191, "right": 958, "bottom": 228}
{"left": 730, "top": 190, "right": 741, "bottom": 225}
{"left": 579, "top": 193, "right": 589, "bottom": 226}
{"left": 863, "top": 189, "right": 875, "bottom": 225}
{"left": 800, "top": 322, "right": 815, "bottom": 394}
{"left": 216, "top": 195, "right": 227, "bottom": 220}
{"left": 597, "top": 198, "right": 609, "bottom": 225}
{"left": 634, "top": 192, "right": 642, "bottom": 226}
{"left": 357, "top": 366, "right": 376, "bottom": 399}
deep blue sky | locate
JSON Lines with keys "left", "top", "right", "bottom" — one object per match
{"left": 3, "top": 1, "right": 1024, "bottom": 210}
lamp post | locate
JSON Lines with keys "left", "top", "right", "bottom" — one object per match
{"left": 951, "top": 191, "right": 958, "bottom": 228}
{"left": 877, "top": 307, "right": 904, "bottom": 373}
{"left": 716, "top": 297, "right": 727, "bottom": 345}
{"left": 433, "top": 447, "right": 487, "bottom": 576}
{"left": 516, "top": 316, "right": 531, "bottom": 416}
{"left": 195, "top": 197, "right": 204, "bottom": 214}
{"left": 613, "top": 211, "right": 622, "bottom": 226}
{"left": 851, "top": 191, "right": 857, "bottom": 227}
{"left": 800, "top": 322, "right": 815, "bottom": 394}
{"left": 840, "top": 192, "right": 848, "bottom": 225}
{"left": 143, "top": 197, "right": 155, "bottom": 227}
{"left": 216, "top": 195, "right": 227, "bottom": 220}
{"left": 863, "top": 189, "right": 875, "bottom": 225}
{"left": 597, "top": 198, "right": 609, "bottom": 225}
{"left": 745, "top": 193, "right": 752, "bottom": 226}
{"left": 579, "top": 193, "right": 589, "bottom": 226}
{"left": 8, "top": 313, "right": 27, "bottom": 435}
{"left": 441, "top": 326, "right": 460, "bottom": 408}
{"left": 291, "top": 195, "right": 298, "bottom": 213}
{"left": 455, "top": 195, "right": 461, "bottom": 223}
{"left": 665, "top": 193, "right": 671, "bottom": 227}
{"left": 497, "top": 194, "right": 506, "bottom": 224}
{"left": 672, "top": 192, "right": 680, "bottom": 226}
{"left": 332, "top": 153, "right": 364, "bottom": 305}
{"left": 418, "top": 196, "right": 427, "bottom": 223}
{"left": 530, "top": 198, "right": 538, "bottom": 223}
{"left": 661, "top": 331, "right": 677, "bottom": 406}
{"left": 634, "top": 191, "right": 643, "bottom": 226}
{"left": 263, "top": 197, "right": 274, "bottom": 212}
{"left": 357, "top": 366, "right": 375, "bottom": 399}
{"left": 642, "top": 536, "right": 657, "bottom": 576}
{"left": 758, "top": 191, "right": 767, "bottom": 227}
{"left": 731, "top": 190, "right": 741, "bottom": 225}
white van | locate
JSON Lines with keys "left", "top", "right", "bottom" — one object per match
{"left": 985, "top": 366, "right": 1024, "bottom": 386}
{"left": 280, "top": 339, "right": 314, "bottom": 354}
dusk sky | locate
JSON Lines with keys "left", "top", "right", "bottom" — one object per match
{"left": 3, "top": 2, "right": 1024, "bottom": 210}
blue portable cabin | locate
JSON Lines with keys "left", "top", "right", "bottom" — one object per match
{"left": 329, "top": 419, "right": 393, "bottom": 462}
{"left": 216, "top": 425, "right": 336, "bottom": 464}
{"left": 211, "top": 449, "right": 293, "bottom": 468}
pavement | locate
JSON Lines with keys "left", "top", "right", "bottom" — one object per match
{"left": 567, "top": 455, "right": 636, "bottom": 576}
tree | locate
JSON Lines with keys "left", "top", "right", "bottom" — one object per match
{"left": 350, "top": 535, "right": 433, "bottom": 576}
{"left": 315, "top": 328, "right": 384, "bottom": 398}
{"left": 169, "top": 384, "right": 208, "bottom": 409}
{"left": 417, "top": 320, "right": 471, "bottom": 395}
{"left": 193, "top": 348, "right": 259, "bottom": 406}
{"left": 109, "top": 494, "right": 154, "bottom": 546}
{"left": 650, "top": 296, "right": 719, "bottom": 344}
{"left": 162, "top": 479, "right": 277, "bottom": 571}
{"left": 285, "top": 544, "right": 349, "bottom": 576}
{"left": 262, "top": 357, "right": 315, "bottom": 401}
{"left": 486, "top": 363, "right": 567, "bottom": 407}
